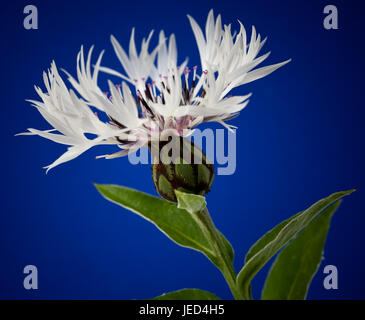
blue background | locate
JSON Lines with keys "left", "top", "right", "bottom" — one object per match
{"left": 1, "top": 0, "right": 364, "bottom": 299}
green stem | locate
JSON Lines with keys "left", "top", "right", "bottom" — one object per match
{"left": 195, "top": 207, "right": 245, "bottom": 300}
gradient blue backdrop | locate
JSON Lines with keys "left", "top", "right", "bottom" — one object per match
{"left": 1, "top": 0, "right": 364, "bottom": 299}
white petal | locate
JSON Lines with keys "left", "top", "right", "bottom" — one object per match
{"left": 242, "top": 59, "right": 291, "bottom": 85}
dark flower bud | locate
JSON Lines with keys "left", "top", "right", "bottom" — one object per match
{"left": 150, "top": 136, "right": 214, "bottom": 202}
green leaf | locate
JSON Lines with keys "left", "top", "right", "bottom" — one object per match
{"left": 175, "top": 190, "right": 234, "bottom": 264}
{"left": 261, "top": 201, "right": 341, "bottom": 300}
{"left": 153, "top": 289, "right": 221, "bottom": 300}
{"left": 236, "top": 190, "right": 354, "bottom": 300}
{"left": 245, "top": 211, "right": 303, "bottom": 264}
{"left": 242, "top": 211, "right": 303, "bottom": 299}
{"left": 95, "top": 184, "right": 218, "bottom": 264}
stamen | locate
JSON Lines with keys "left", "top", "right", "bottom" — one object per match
{"left": 152, "top": 81, "right": 157, "bottom": 98}
{"left": 184, "top": 116, "right": 190, "bottom": 126}
{"left": 193, "top": 66, "right": 197, "bottom": 81}
{"left": 184, "top": 67, "right": 191, "bottom": 98}
{"left": 201, "top": 87, "right": 206, "bottom": 98}
{"left": 191, "top": 66, "right": 198, "bottom": 93}
{"left": 162, "top": 76, "right": 170, "bottom": 93}
{"left": 161, "top": 91, "right": 165, "bottom": 104}
{"left": 137, "top": 89, "right": 154, "bottom": 118}
{"left": 108, "top": 115, "right": 126, "bottom": 129}
{"left": 145, "top": 83, "right": 153, "bottom": 102}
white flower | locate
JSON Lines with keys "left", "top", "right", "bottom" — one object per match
{"left": 18, "top": 10, "right": 290, "bottom": 171}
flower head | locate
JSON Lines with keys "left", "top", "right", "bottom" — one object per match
{"left": 18, "top": 10, "right": 290, "bottom": 171}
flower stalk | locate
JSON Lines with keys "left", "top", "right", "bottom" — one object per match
{"left": 193, "top": 207, "right": 244, "bottom": 300}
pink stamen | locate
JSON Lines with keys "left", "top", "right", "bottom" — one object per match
{"left": 151, "top": 81, "right": 157, "bottom": 97}
{"left": 184, "top": 67, "right": 190, "bottom": 75}
{"left": 192, "top": 66, "right": 197, "bottom": 81}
